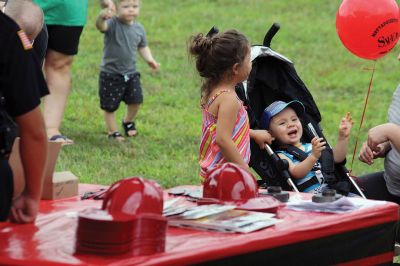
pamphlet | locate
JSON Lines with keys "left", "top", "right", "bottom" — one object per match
{"left": 181, "top": 204, "right": 236, "bottom": 219}
{"left": 163, "top": 198, "right": 193, "bottom": 217}
{"left": 168, "top": 208, "right": 279, "bottom": 233}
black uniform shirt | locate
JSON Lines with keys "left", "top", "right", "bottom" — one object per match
{"left": 0, "top": 12, "right": 48, "bottom": 117}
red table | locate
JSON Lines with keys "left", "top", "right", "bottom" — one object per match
{"left": 0, "top": 184, "right": 398, "bottom": 266}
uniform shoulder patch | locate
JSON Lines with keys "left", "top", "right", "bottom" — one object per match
{"left": 17, "top": 30, "right": 33, "bottom": 50}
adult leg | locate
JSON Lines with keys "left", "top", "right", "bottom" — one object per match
{"left": 33, "top": 24, "right": 48, "bottom": 67}
{"left": 42, "top": 49, "right": 74, "bottom": 143}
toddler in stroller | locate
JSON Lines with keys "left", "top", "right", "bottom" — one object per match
{"left": 262, "top": 100, "right": 353, "bottom": 193}
{"left": 234, "top": 23, "right": 365, "bottom": 197}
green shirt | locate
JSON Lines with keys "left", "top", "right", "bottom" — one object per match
{"left": 33, "top": 0, "right": 88, "bottom": 26}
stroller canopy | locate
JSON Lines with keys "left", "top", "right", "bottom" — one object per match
{"left": 245, "top": 45, "right": 321, "bottom": 129}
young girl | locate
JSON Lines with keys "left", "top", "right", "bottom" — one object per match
{"left": 189, "top": 29, "right": 272, "bottom": 180}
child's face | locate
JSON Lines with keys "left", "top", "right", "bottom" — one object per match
{"left": 268, "top": 107, "right": 303, "bottom": 146}
{"left": 117, "top": 0, "right": 140, "bottom": 24}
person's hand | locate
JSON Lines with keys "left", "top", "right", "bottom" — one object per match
{"left": 0, "top": 1, "right": 6, "bottom": 12}
{"left": 311, "top": 137, "right": 326, "bottom": 159}
{"left": 99, "top": 8, "right": 114, "bottom": 20}
{"left": 338, "top": 112, "right": 354, "bottom": 140}
{"left": 101, "top": 0, "right": 116, "bottom": 13}
{"left": 251, "top": 129, "right": 274, "bottom": 149}
{"left": 147, "top": 60, "right": 160, "bottom": 71}
{"left": 358, "top": 141, "right": 388, "bottom": 165}
{"left": 367, "top": 123, "right": 392, "bottom": 152}
{"left": 9, "top": 193, "right": 40, "bottom": 224}
{"left": 358, "top": 141, "right": 375, "bottom": 165}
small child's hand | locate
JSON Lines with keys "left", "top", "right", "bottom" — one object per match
{"left": 311, "top": 137, "right": 326, "bottom": 159}
{"left": 148, "top": 60, "right": 160, "bottom": 71}
{"left": 101, "top": 0, "right": 116, "bottom": 12}
{"left": 338, "top": 112, "right": 353, "bottom": 140}
{"left": 99, "top": 8, "right": 114, "bottom": 20}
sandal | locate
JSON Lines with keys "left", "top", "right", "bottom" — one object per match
{"left": 49, "top": 134, "right": 74, "bottom": 145}
{"left": 122, "top": 120, "right": 137, "bottom": 137}
{"left": 108, "top": 131, "right": 125, "bottom": 141}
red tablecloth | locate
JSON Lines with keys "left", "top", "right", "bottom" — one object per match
{"left": 0, "top": 184, "right": 398, "bottom": 266}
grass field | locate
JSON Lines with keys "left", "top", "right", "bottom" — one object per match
{"left": 56, "top": 0, "right": 400, "bottom": 188}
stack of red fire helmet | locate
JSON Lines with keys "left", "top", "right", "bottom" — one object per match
{"left": 75, "top": 177, "right": 167, "bottom": 255}
{"left": 131, "top": 213, "right": 167, "bottom": 256}
{"left": 76, "top": 208, "right": 136, "bottom": 254}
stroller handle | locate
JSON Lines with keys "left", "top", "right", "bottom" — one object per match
{"left": 265, "top": 144, "right": 299, "bottom": 192}
{"left": 263, "top": 22, "right": 280, "bottom": 47}
{"left": 206, "top": 26, "right": 219, "bottom": 37}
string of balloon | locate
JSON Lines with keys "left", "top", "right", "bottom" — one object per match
{"left": 348, "top": 61, "right": 376, "bottom": 175}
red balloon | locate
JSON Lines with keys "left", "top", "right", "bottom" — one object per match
{"left": 336, "top": 0, "right": 400, "bottom": 60}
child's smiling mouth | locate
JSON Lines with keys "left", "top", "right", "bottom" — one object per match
{"left": 288, "top": 129, "right": 298, "bottom": 137}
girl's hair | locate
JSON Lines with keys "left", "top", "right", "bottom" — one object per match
{"left": 188, "top": 29, "right": 249, "bottom": 101}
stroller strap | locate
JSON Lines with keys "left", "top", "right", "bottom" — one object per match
{"left": 281, "top": 145, "right": 321, "bottom": 171}
{"left": 296, "top": 175, "right": 320, "bottom": 192}
{"left": 281, "top": 145, "right": 308, "bottom": 161}
{"left": 279, "top": 145, "right": 321, "bottom": 192}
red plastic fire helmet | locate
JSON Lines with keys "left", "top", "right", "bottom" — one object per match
{"left": 203, "top": 163, "right": 258, "bottom": 202}
{"left": 203, "top": 163, "right": 280, "bottom": 212}
{"left": 102, "top": 177, "right": 164, "bottom": 216}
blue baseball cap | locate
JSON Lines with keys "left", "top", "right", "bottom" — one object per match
{"left": 261, "top": 100, "right": 305, "bottom": 129}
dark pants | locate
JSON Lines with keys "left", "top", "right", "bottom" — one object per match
{"left": 356, "top": 171, "right": 400, "bottom": 204}
{"left": 356, "top": 171, "right": 400, "bottom": 243}
{"left": 0, "top": 157, "right": 13, "bottom": 221}
{"left": 33, "top": 24, "right": 48, "bottom": 67}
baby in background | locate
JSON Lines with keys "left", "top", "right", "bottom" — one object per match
{"left": 96, "top": 0, "right": 160, "bottom": 141}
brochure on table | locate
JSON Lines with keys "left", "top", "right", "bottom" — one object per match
{"left": 164, "top": 199, "right": 280, "bottom": 233}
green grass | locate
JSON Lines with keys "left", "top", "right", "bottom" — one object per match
{"left": 57, "top": 0, "right": 399, "bottom": 188}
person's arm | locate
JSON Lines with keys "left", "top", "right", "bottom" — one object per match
{"left": 10, "top": 106, "right": 47, "bottom": 223}
{"left": 96, "top": 9, "right": 111, "bottom": 32}
{"left": 367, "top": 123, "right": 400, "bottom": 152}
{"left": 249, "top": 129, "right": 274, "bottom": 149}
{"left": 283, "top": 137, "right": 325, "bottom": 179}
{"left": 333, "top": 112, "right": 353, "bottom": 163}
{"left": 138, "top": 46, "right": 160, "bottom": 70}
{"left": 215, "top": 92, "right": 248, "bottom": 169}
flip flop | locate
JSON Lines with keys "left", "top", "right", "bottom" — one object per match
{"left": 49, "top": 134, "right": 74, "bottom": 145}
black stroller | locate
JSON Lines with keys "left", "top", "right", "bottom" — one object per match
{"left": 209, "top": 24, "right": 365, "bottom": 197}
